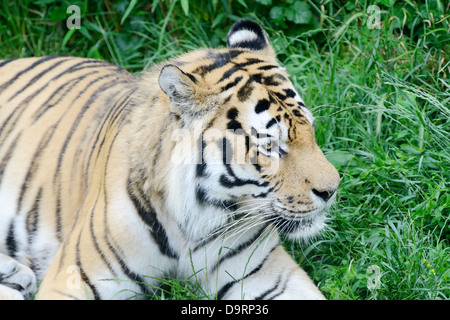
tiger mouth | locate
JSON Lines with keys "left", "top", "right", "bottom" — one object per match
{"left": 267, "top": 204, "right": 327, "bottom": 239}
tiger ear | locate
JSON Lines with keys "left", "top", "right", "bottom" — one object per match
{"left": 159, "top": 64, "right": 200, "bottom": 116}
{"left": 159, "top": 65, "right": 196, "bottom": 103}
{"left": 227, "top": 20, "right": 276, "bottom": 59}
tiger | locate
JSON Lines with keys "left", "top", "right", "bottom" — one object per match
{"left": 0, "top": 20, "right": 340, "bottom": 300}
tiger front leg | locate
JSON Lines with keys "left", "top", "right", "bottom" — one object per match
{"left": 218, "top": 246, "right": 325, "bottom": 300}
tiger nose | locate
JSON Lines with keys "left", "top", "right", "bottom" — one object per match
{"left": 312, "top": 188, "right": 336, "bottom": 202}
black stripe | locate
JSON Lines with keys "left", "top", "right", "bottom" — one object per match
{"left": 195, "top": 186, "right": 208, "bottom": 205}
{"left": 226, "top": 107, "right": 243, "bottom": 130}
{"left": 0, "top": 100, "right": 28, "bottom": 141}
{"left": 211, "top": 225, "right": 268, "bottom": 273}
{"left": 76, "top": 232, "right": 101, "bottom": 300}
{"left": 272, "top": 90, "right": 290, "bottom": 101}
{"left": 226, "top": 108, "right": 239, "bottom": 120}
{"left": 39, "top": 62, "right": 124, "bottom": 120}
{"left": 32, "top": 76, "right": 86, "bottom": 122}
{"left": 32, "top": 63, "right": 114, "bottom": 121}
{"left": 235, "top": 58, "right": 264, "bottom": 68}
{"left": 258, "top": 65, "right": 279, "bottom": 71}
{"left": 227, "top": 120, "right": 242, "bottom": 131}
{"left": 40, "top": 59, "right": 111, "bottom": 85}
{"left": 55, "top": 187, "right": 63, "bottom": 242}
{"left": 245, "top": 245, "right": 278, "bottom": 278}
{"left": 196, "top": 162, "right": 208, "bottom": 177}
{"left": 16, "top": 125, "right": 57, "bottom": 216}
{"left": 84, "top": 89, "right": 136, "bottom": 172}
{"left": 297, "top": 101, "right": 306, "bottom": 108}
{"left": 28, "top": 61, "right": 113, "bottom": 109}
{"left": 254, "top": 99, "right": 270, "bottom": 114}
{"left": 150, "top": 114, "right": 173, "bottom": 178}
{"left": 255, "top": 275, "right": 281, "bottom": 300}
{"left": 54, "top": 74, "right": 124, "bottom": 172}
{"left": 196, "top": 136, "right": 208, "bottom": 178}
{"left": 265, "top": 271, "right": 289, "bottom": 299}
{"left": 229, "top": 38, "right": 265, "bottom": 51}
{"left": 88, "top": 194, "right": 118, "bottom": 278}
{"left": 0, "top": 59, "right": 16, "bottom": 69}
{"left": 262, "top": 73, "right": 287, "bottom": 87}
{"left": 1, "top": 61, "right": 101, "bottom": 138}
{"left": 217, "top": 58, "right": 265, "bottom": 85}
{"left": 252, "top": 186, "right": 274, "bottom": 198}
{"left": 237, "top": 78, "right": 254, "bottom": 102}
{"left": 217, "top": 67, "right": 239, "bottom": 83}
{"left": 265, "top": 116, "right": 279, "bottom": 129}
{"left": 105, "top": 236, "right": 153, "bottom": 297}
{"left": 216, "top": 244, "right": 278, "bottom": 299}
{"left": 192, "top": 227, "right": 223, "bottom": 252}
{"left": 0, "top": 132, "right": 22, "bottom": 186}
{"left": 6, "top": 220, "right": 17, "bottom": 258}
{"left": 26, "top": 188, "right": 42, "bottom": 245}
{"left": 185, "top": 72, "right": 198, "bottom": 84}
{"left": 0, "top": 56, "right": 59, "bottom": 91}
{"left": 193, "top": 50, "right": 243, "bottom": 76}
{"left": 219, "top": 161, "right": 269, "bottom": 189}
{"left": 292, "top": 109, "right": 303, "bottom": 118}
{"left": 195, "top": 184, "right": 236, "bottom": 211}
{"left": 283, "top": 88, "right": 296, "bottom": 98}
{"left": 221, "top": 76, "right": 243, "bottom": 92}
{"left": 217, "top": 281, "right": 234, "bottom": 300}
{"left": 7, "top": 58, "right": 71, "bottom": 102}
{"left": 53, "top": 74, "right": 123, "bottom": 163}
{"left": 127, "top": 182, "right": 178, "bottom": 259}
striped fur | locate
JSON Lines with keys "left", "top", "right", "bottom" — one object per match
{"left": 0, "top": 20, "right": 339, "bottom": 300}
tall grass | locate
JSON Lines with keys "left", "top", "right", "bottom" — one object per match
{"left": 286, "top": 2, "right": 450, "bottom": 299}
{"left": 0, "top": 0, "right": 448, "bottom": 299}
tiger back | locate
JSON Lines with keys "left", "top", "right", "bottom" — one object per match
{"left": 0, "top": 20, "right": 339, "bottom": 299}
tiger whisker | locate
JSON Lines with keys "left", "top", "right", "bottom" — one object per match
{"left": 200, "top": 202, "right": 275, "bottom": 251}
{"left": 210, "top": 205, "right": 279, "bottom": 250}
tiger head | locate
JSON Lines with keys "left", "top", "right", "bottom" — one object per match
{"left": 158, "top": 20, "right": 340, "bottom": 241}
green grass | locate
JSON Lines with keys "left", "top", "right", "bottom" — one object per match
{"left": 1, "top": 0, "right": 448, "bottom": 300}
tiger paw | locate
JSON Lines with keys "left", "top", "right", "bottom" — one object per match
{"left": 0, "top": 254, "right": 37, "bottom": 300}
{"left": 0, "top": 284, "right": 26, "bottom": 300}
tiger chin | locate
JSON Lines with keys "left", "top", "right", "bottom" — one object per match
{"left": 0, "top": 20, "right": 339, "bottom": 300}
